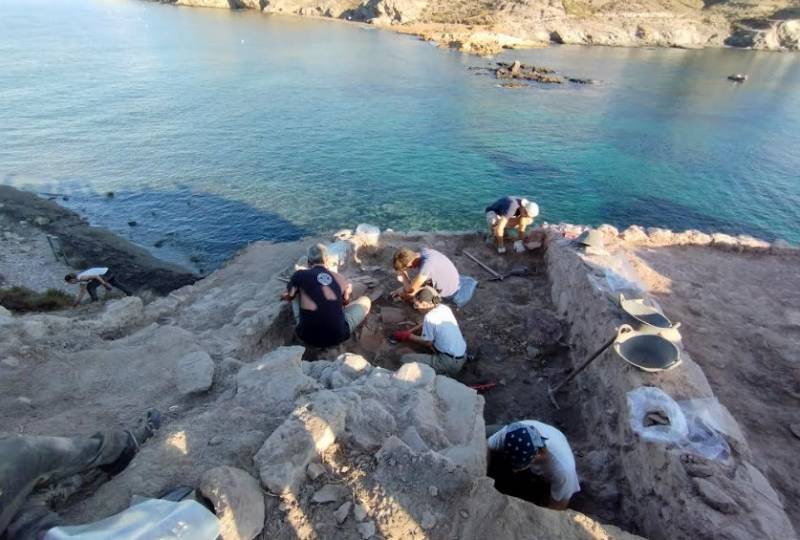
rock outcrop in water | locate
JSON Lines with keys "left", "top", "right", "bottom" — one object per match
{"left": 155, "top": 0, "right": 800, "bottom": 54}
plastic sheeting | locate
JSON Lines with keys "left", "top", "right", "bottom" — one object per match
{"left": 43, "top": 499, "right": 220, "bottom": 540}
{"left": 627, "top": 387, "right": 732, "bottom": 461}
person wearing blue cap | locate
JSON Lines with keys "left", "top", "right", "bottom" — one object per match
{"left": 486, "top": 420, "right": 580, "bottom": 510}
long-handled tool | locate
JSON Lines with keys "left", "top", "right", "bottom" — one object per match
{"left": 463, "top": 250, "right": 504, "bottom": 280}
{"left": 488, "top": 265, "right": 528, "bottom": 281}
{"left": 547, "top": 325, "right": 633, "bottom": 409}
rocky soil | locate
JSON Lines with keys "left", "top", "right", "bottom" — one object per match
{"left": 2, "top": 216, "right": 798, "bottom": 539}
{"left": 156, "top": 0, "right": 800, "bottom": 54}
{"left": 0, "top": 231, "right": 643, "bottom": 540}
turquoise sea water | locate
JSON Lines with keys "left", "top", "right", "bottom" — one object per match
{"left": 2, "top": 0, "right": 799, "bottom": 270}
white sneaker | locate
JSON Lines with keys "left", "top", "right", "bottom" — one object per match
{"left": 497, "top": 246, "right": 506, "bottom": 254}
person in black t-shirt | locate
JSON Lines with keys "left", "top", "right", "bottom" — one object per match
{"left": 281, "top": 244, "right": 371, "bottom": 348}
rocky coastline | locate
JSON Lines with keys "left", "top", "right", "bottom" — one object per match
{"left": 154, "top": 0, "right": 800, "bottom": 55}
{"left": 0, "top": 185, "right": 198, "bottom": 297}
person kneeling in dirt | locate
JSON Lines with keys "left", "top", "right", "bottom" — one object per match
{"left": 485, "top": 196, "right": 539, "bottom": 254}
{"left": 486, "top": 420, "right": 580, "bottom": 510}
{"left": 282, "top": 243, "right": 371, "bottom": 348}
{"left": 64, "top": 267, "right": 132, "bottom": 307}
{"left": 391, "top": 247, "right": 460, "bottom": 302}
{"left": 392, "top": 286, "right": 467, "bottom": 377}
{"left": 0, "top": 409, "right": 167, "bottom": 539}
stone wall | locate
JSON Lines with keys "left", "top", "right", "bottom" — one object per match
{"left": 544, "top": 231, "right": 796, "bottom": 540}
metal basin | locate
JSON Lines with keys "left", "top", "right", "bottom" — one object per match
{"left": 620, "top": 294, "right": 673, "bottom": 329}
{"left": 614, "top": 332, "right": 681, "bottom": 372}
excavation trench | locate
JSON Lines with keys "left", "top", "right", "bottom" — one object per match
{"left": 269, "top": 232, "right": 631, "bottom": 531}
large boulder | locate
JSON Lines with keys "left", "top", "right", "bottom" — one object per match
{"left": 175, "top": 350, "right": 215, "bottom": 394}
{"left": 254, "top": 390, "right": 347, "bottom": 495}
{"left": 235, "top": 346, "right": 318, "bottom": 413}
{"left": 199, "top": 466, "right": 265, "bottom": 540}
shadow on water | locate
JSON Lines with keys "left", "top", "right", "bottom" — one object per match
{"left": 11, "top": 180, "right": 312, "bottom": 272}
{"left": 598, "top": 194, "right": 779, "bottom": 241}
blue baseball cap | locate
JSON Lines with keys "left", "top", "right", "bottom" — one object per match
{"left": 503, "top": 422, "right": 547, "bottom": 470}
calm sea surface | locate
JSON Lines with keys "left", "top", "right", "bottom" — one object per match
{"left": 2, "top": 0, "right": 799, "bottom": 270}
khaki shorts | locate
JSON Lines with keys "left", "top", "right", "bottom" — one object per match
{"left": 400, "top": 352, "right": 465, "bottom": 377}
{"left": 291, "top": 296, "right": 371, "bottom": 334}
{"left": 344, "top": 296, "right": 371, "bottom": 332}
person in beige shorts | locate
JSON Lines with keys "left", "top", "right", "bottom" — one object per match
{"left": 281, "top": 244, "right": 371, "bottom": 348}
{"left": 392, "top": 287, "right": 467, "bottom": 377}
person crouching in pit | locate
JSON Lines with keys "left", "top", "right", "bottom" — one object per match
{"left": 391, "top": 286, "right": 467, "bottom": 377}
{"left": 281, "top": 243, "right": 371, "bottom": 348}
{"left": 486, "top": 420, "right": 580, "bottom": 510}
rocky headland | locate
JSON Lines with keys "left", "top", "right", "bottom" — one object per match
{"left": 2, "top": 186, "right": 799, "bottom": 539}
{"left": 155, "top": 0, "right": 800, "bottom": 55}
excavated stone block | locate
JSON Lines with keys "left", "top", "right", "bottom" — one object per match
{"left": 711, "top": 233, "right": 739, "bottom": 250}
{"left": 236, "top": 346, "right": 317, "bottom": 412}
{"left": 394, "top": 362, "right": 436, "bottom": 389}
{"left": 621, "top": 225, "right": 648, "bottom": 243}
{"left": 672, "top": 229, "right": 712, "bottom": 246}
{"left": 646, "top": 227, "right": 674, "bottom": 246}
{"left": 254, "top": 390, "right": 346, "bottom": 495}
{"left": 337, "top": 353, "right": 372, "bottom": 378}
{"left": 175, "top": 350, "right": 215, "bottom": 394}
{"left": 199, "top": 466, "right": 265, "bottom": 540}
{"left": 737, "top": 235, "right": 770, "bottom": 251}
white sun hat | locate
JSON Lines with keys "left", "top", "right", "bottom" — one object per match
{"left": 520, "top": 199, "right": 539, "bottom": 218}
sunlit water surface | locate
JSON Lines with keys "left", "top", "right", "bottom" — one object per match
{"left": 2, "top": 0, "right": 799, "bottom": 269}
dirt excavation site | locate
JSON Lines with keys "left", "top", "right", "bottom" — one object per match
{"left": 1, "top": 222, "right": 799, "bottom": 540}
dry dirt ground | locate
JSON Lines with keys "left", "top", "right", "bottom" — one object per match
{"left": 289, "top": 233, "right": 629, "bottom": 528}
{"left": 631, "top": 245, "right": 800, "bottom": 531}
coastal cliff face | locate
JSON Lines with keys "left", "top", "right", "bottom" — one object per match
{"left": 159, "top": 0, "right": 800, "bottom": 54}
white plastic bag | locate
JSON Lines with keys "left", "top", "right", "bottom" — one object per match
{"left": 44, "top": 499, "right": 220, "bottom": 540}
{"left": 354, "top": 224, "right": 380, "bottom": 247}
{"left": 627, "top": 386, "right": 689, "bottom": 444}
{"left": 678, "top": 399, "right": 732, "bottom": 461}
{"left": 451, "top": 276, "right": 477, "bottom": 307}
{"left": 325, "top": 240, "right": 352, "bottom": 272}
{"left": 627, "top": 388, "right": 732, "bottom": 461}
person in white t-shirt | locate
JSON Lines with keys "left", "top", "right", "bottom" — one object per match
{"left": 486, "top": 420, "right": 580, "bottom": 510}
{"left": 391, "top": 286, "right": 467, "bottom": 377}
{"left": 64, "top": 267, "right": 132, "bottom": 307}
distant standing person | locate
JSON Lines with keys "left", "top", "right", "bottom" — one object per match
{"left": 392, "top": 286, "right": 467, "bottom": 377}
{"left": 391, "top": 247, "right": 460, "bottom": 302}
{"left": 281, "top": 244, "right": 371, "bottom": 348}
{"left": 486, "top": 420, "right": 580, "bottom": 510}
{"left": 485, "top": 196, "right": 539, "bottom": 254}
{"left": 65, "top": 267, "right": 132, "bottom": 307}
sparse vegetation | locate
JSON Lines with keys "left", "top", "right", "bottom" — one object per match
{"left": 0, "top": 286, "right": 73, "bottom": 313}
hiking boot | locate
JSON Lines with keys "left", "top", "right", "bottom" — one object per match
{"left": 129, "top": 408, "right": 162, "bottom": 447}
{"left": 99, "top": 409, "right": 162, "bottom": 476}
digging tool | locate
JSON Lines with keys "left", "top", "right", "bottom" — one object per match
{"left": 463, "top": 250, "right": 504, "bottom": 280}
{"left": 547, "top": 325, "right": 633, "bottom": 409}
{"left": 488, "top": 265, "right": 529, "bottom": 281}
